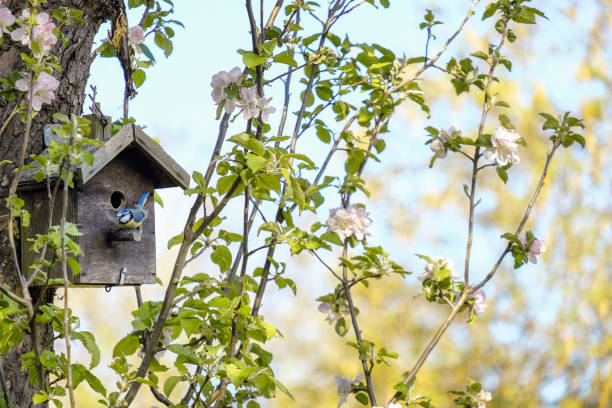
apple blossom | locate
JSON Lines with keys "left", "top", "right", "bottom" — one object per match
{"left": 326, "top": 205, "right": 372, "bottom": 241}
{"left": 430, "top": 126, "right": 457, "bottom": 158}
{"left": 335, "top": 373, "right": 362, "bottom": 407}
{"left": 128, "top": 25, "right": 145, "bottom": 46}
{"left": 258, "top": 96, "right": 276, "bottom": 123}
{"left": 527, "top": 238, "right": 545, "bottom": 264}
{"left": 0, "top": 7, "right": 14, "bottom": 33}
{"left": 210, "top": 66, "right": 242, "bottom": 113}
{"left": 318, "top": 301, "right": 342, "bottom": 325}
{"left": 238, "top": 86, "right": 260, "bottom": 120}
{"left": 483, "top": 126, "right": 521, "bottom": 166}
{"left": 474, "top": 390, "right": 492, "bottom": 408}
{"left": 11, "top": 10, "right": 57, "bottom": 57}
{"left": 16, "top": 71, "right": 60, "bottom": 111}
{"left": 418, "top": 256, "right": 459, "bottom": 281}
{"left": 470, "top": 289, "right": 487, "bottom": 316}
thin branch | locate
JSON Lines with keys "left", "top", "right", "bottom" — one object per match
{"left": 341, "top": 241, "right": 377, "bottom": 406}
{"left": 464, "top": 18, "right": 509, "bottom": 284}
{"left": 390, "top": 291, "right": 470, "bottom": 404}
{"left": 60, "top": 161, "right": 76, "bottom": 408}
{"left": 392, "top": 0, "right": 480, "bottom": 90}
{"left": 0, "top": 105, "right": 18, "bottom": 139}
{"left": 264, "top": 61, "right": 311, "bottom": 85}
{"left": 474, "top": 142, "right": 560, "bottom": 291}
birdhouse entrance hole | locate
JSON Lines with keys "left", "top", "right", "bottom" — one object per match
{"left": 110, "top": 191, "right": 125, "bottom": 209}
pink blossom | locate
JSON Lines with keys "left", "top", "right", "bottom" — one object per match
{"left": 16, "top": 71, "right": 60, "bottom": 111}
{"left": 128, "top": 25, "right": 145, "bottom": 46}
{"left": 238, "top": 86, "right": 260, "bottom": 120}
{"left": 0, "top": 7, "right": 15, "bottom": 33}
{"left": 483, "top": 126, "right": 521, "bottom": 166}
{"left": 470, "top": 290, "right": 487, "bottom": 316}
{"left": 258, "top": 96, "right": 276, "bottom": 123}
{"left": 326, "top": 205, "right": 371, "bottom": 241}
{"left": 210, "top": 66, "right": 242, "bottom": 112}
{"left": 10, "top": 10, "right": 57, "bottom": 57}
{"left": 527, "top": 238, "right": 546, "bottom": 264}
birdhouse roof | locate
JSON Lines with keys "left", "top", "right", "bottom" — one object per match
{"left": 19, "top": 124, "right": 190, "bottom": 190}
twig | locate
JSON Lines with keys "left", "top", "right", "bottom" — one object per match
{"left": 0, "top": 105, "right": 18, "bottom": 139}
{"left": 60, "top": 160, "right": 76, "bottom": 408}
{"left": 341, "top": 241, "right": 377, "bottom": 406}
{"left": 464, "top": 18, "right": 509, "bottom": 284}
{"left": 392, "top": 0, "right": 480, "bottom": 90}
{"left": 474, "top": 142, "right": 560, "bottom": 291}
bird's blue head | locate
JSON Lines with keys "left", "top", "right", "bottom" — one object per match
{"left": 116, "top": 209, "right": 133, "bottom": 224}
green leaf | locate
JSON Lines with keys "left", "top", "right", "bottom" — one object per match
{"left": 243, "top": 51, "right": 267, "bottom": 68}
{"left": 154, "top": 191, "right": 164, "bottom": 207}
{"left": 496, "top": 166, "right": 508, "bottom": 184}
{"left": 139, "top": 43, "right": 156, "bottom": 62}
{"left": 67, "top": 257, "right": 80, "bottom": 276}
{"left": 164, "top": 375, "right": 182, "bottom": 397}
{"left": 211, "top": 245, "right": 232, "bottom": 272}
{"left": 246, "top": 153, "right": 268, "bottom": 173}
{"left": 271, "top": 377, "right": 294, "bottom": 400}
{"left": 167, "top": 233, "right": 184, "bottom": 249}
{"left": 273, "top": 50, "right": 297, "bottom": 67}
{"left": 132, "top": 69, "right": 146, "bottom": 88}
{"left": 482, "top": 3, "right": 499, "bottom": 20}
{"left": 112, "top": 334, "right": 140, "bottom": 358}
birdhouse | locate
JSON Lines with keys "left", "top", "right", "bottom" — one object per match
{"left": 18, "top": 118, "right": 189, "bottom": 286}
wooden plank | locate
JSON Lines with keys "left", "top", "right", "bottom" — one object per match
{"left": 132, "top": 125, "right": 190, "bottom": 189}
{"left": 78, "top": 125, "right": 134, "bottom": 184}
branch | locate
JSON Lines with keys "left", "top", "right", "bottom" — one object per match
{"left": 392, "top": 0, "right": 480, "bottom": 90}
{"left": 474, "top": 142, "right": 560, "bottom": 291}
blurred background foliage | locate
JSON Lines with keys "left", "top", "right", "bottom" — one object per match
{"left": 63, "top": 1, "right": 612, "bottom": 407}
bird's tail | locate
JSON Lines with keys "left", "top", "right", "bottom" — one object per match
{"left": 137, "top": 192, "right": 150, "bottom": 208}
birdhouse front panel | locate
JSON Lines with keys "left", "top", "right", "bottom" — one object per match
{"left": 20, "top": 188, "right": 78, "bottom": 284}
{"left": 75, "top": 150, "right": 156, "bottom": 285}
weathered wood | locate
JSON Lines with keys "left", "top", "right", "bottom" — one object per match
{"left": 78, "top": 125, "right": 134, "bottom": 184}
{"left": 132, "top": 125, "right": 190, "bottom": 189}
{"left": 76, "top": 151, "right": 156, "bottom": 285}
{"left": 107, "top": 229, "right": 142, "bottom": 243}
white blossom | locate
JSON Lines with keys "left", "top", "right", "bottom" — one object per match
{"left": 335, "top": 373, "right": 362, "bottom": 407}
{"left": 474, "top": 390, "right": 492, "bottom": 408}
{"left": 0, "top": 7, "right": 15, "bottom": 33}
{"left": 418, "top": 256, "right": 458, "bottom": 281}
{"left": 470, "top": 289, "right": 487, "bottom": 316}
{"left": 326, "top": 205, "right": 371, "bottom": 241}
{"left": 483, "top": 126, "right": 521, "bottom": 166}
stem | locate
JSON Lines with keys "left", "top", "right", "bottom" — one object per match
{"left": 464, "top": 18, "right": 510, "bottom": 284}
{"left": 474, "top": 142, "right": 560, "bottom": 291}
{"left": 390, "top": 291, "right": 470, "bottom": 403}
{"left": 341, "top": 241, "right": 377, "bottom": 406}
{"left": 0, "top": 106, "right": 18, "bottom": 139}
{"left": 60, "top": 162, "right": 75, "bottom": 408}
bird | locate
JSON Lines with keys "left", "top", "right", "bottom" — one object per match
{"left": 116, "top": 192, "right": 150, "bottom": 230}
{"left": 110, "top": 4, "right": 137, "bottom": 101}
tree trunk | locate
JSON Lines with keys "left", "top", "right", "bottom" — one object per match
{"left": 0, "top": 1, "right": 120, "bottom": 406}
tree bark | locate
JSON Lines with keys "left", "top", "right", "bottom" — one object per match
{"left": 0, "top": 1, "right": 121, "bottom": 406}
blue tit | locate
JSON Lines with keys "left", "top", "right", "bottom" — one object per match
{"left": 116, "top": 192, "right": 149, "bottom": 230}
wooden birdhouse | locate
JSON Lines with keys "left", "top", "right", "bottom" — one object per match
{"left": 18, "top": 118, "right": 189, "bottom": 286}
